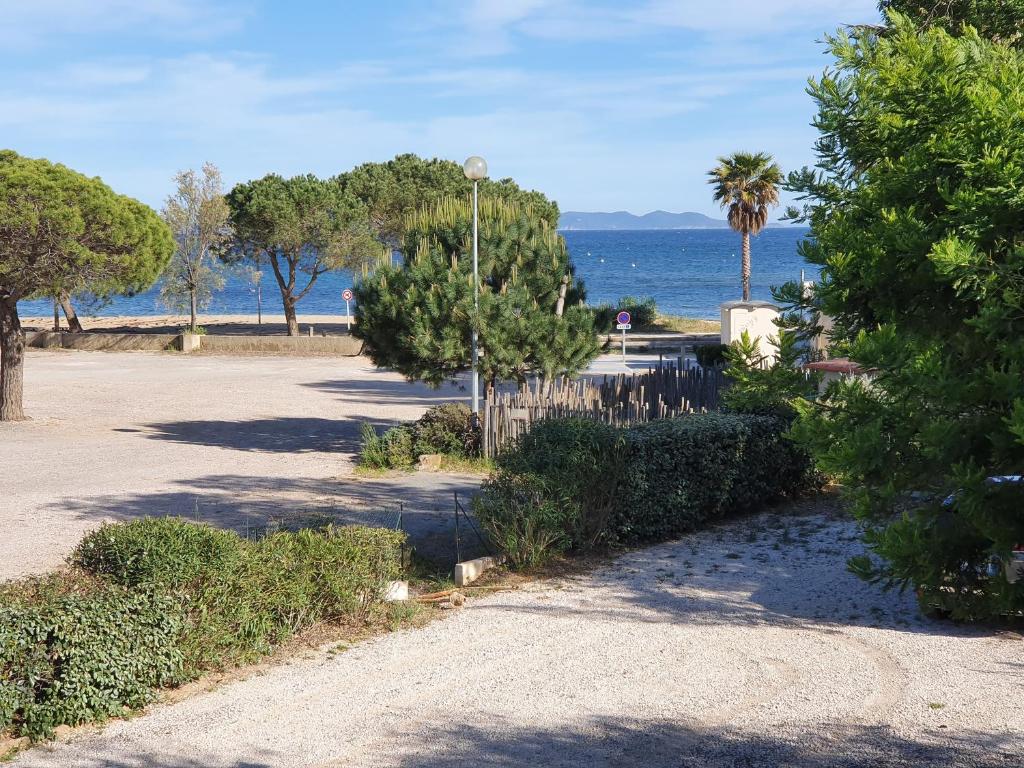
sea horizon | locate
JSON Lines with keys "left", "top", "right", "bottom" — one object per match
{"left": 20, "top": 227, "right": 812, "bottom": 322}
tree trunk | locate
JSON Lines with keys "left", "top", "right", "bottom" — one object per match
{"left": 741, "top": 231, "right": 752, "bottom": 302}
{"left": 59, "top": 294, "right": 84, "bottom": 333}
{"left": 284, "top": 300, "right": 299, "bottom": 336}
{"left": 555, "top": 274, "right": 569, "bottom": 318}
{"left": 0, "top": 297, "right": 27, "bottom": 421}
{"left": 189, "top": 289, "right": 198, "bottom": 333}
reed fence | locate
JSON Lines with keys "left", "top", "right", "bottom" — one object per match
{"left": 482, "top": 363, "right": 726, "bottom": 457}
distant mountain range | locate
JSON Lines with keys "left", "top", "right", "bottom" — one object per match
{"left": 558, "top": 210, "right": 730, "bottom": 230}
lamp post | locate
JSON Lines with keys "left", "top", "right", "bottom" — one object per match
{"left": 463, "top": 155, "right": 488, "bottom": 418}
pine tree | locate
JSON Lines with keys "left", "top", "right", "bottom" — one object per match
{"left": 354, "top": 197, "right": 599, "bottom": 386}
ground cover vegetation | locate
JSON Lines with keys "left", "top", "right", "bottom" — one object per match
{"left": 0, "top": 518, "right": 404, "bottom": 741}
{"left": 354, "top": 196, "right": 600, "bottom": 387}
{"left": 0, "top": 151, "right": 173, "bottom": 421}
{"left": 777, "top": 9, "right": 1024, "bottom": 619}
{"left": 359, "top": 403, "right": 481, "bottom": 471}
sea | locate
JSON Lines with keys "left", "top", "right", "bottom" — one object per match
{"left": 20, "top": 227, "right": 812, "bottom": 321}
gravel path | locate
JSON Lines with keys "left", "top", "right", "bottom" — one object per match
{"left": 12, "top": 505, "right": 1023, "bottom": 768}
{"left": 0, "top": 350, "right": 479, "bottom": 579}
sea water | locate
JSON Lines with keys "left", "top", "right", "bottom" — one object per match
{"left": 20, "top": 227, "right": 812, "bottom": 320}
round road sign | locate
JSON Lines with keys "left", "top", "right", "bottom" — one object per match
{"left": 616, "top": 310, "right": 631, "bottom": 326}
{"left": 342, "top": 289, "right": 354, "bottom": 301}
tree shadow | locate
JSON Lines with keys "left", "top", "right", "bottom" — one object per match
{"left": 129, "top": 417, "right": 384, "bottom": 454}
{"left": 301, "top": 377, "right": 470, "bottom": 408}
{"left": 389, "top": 717, "right": 1020, "bottom": 767}
{"left": 48, "top": 472, "right": 486, "bottom": 565}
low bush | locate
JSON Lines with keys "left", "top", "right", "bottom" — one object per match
{"left": 591, "top": 296, "right": 658, "bottom": 332}
{"left": 359, "top": 403, "right": 481, "bottom": 470}
{"left": 1, "top": 519, "right": 406, "bottom": 741}
{"left": 474, "top": 413, "right": 816, "bottom": 566}
{"left": 694, "top": 343, "right": 728, "bottom": 368}
{"left": 413, "top": 403, "right": 478, "bottom": 458}
{"left": 0, "top": 574, "right": 184, "bottom": 741}
{"left": 475, "top": 419, "right": 627, "bottom": 564}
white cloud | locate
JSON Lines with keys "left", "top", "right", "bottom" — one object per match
{"left": 0, "top": 0, "right": 242, "bottom": 47}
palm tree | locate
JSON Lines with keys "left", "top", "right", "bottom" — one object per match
{"left": 707, "top": 152, "right": 782, "bottom": 302}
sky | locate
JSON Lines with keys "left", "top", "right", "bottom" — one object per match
{"left": 1, "top": 0, "right": 882, "bottom": 217}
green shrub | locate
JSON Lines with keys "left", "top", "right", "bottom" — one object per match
{"left": 474, "top": 419, "right": 627, "bottom": 566}
{"left": 70, "top": 519, "right": 405, "bottom": 674}
{"left": 0, "top": 574, "right": 184, "bottom": 740}
{"left": 472, "top": 473, "right": 570, "bottom": 568}
{"left": 475, "top": 413, "right": 816, "bottom": 565}
{"left": 358, "top": 423, "right": 416, "bottom": 470}
{"left": 694, "top": 343, "right": 728, "bottom": 368}
{"left": 616, "top": 296, "right": 658, "bottom": 329}
{"left": 413, "top": 403, "right": 478, "bottom": 458}
{"left": 72, "top": 517, "right": 242, "bottom": 590}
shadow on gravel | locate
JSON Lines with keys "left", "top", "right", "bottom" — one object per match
{"left": 393, "top": 718, "right": 1019, "bottom": 768}
{"left": 49, "top": 472, "right": 484, "bottom": 564}
{"left": 131, "top": 416, "right": 391, "bottom": 455}
{"left": 301, "top": 377, "right": 469, "bottom": 408}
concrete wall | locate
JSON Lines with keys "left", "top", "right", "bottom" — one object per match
{"left": 196, "top": 334, "right": 362, "bottom": 356}
{"left": 27, "top": 332, "right": 179, "bottom": 352}
{"left": 27, "top": 331, "right": 363, "bottom": 356}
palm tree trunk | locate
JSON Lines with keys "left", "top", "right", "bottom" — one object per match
{"left": 741, "top": 231, "right": 751, "bottom": 302}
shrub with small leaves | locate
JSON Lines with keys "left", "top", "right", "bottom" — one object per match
{"left": 413, "top": 403, "right": 479, "bottom": 458}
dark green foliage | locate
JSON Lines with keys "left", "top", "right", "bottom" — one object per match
{"left": 412, "top": 403, "right": 478, "bottom": 458}
{"left": 337, "top": 153, "right": 560, "bottom": 247}
{"left": 224, "top": 173, "right": 379, "bottom": 334}
{"left": 475, "top": 415, "right": 815, "bottom": 566}
{"left": 477, "top": 419, "right": 627, "bottom": 560}
{"left": 880, "top": 1, "right": 1024, "bottom": 45}
{"left": 0, "top": 519, "right": 405, "bottom": 740}
{"left": 592, "top": 296, "right": 658, "bottom": 332}
{"left": 723, "top": 330, "right": 820, "bottom": 419}
{"left": 69, "top": 519, "right": 405, "bottom": 674}
{"left": 72, "top": 517, "right": 242, "bottom": 589}
{"left": 354, "top": 197, "right": 600, "bottom": 386}
{"left": 783, "top": 15, "right": 1024, "bottom": 618}
{"left": 358, "top": 404, "right": 480, "bottom": 470}
{"left": 694, "top": 343, "right": 728, "bottom": 368}
{"left": 0, "top": 575, "right": 183, "bottom": 740}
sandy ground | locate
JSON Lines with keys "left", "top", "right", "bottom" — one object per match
{"left": 21, "top": 314, "right": 358, "bottom": 337}
{"left": 10, "top": 503, "right": 1023, "bottom": 768}
{"left": 0, "top": 349, "right": 483, "bottom": 578}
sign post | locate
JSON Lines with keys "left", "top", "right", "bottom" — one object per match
{"left": 342, "top": 288, "right": 354, "bottom": 331}
{"left": 616, "top": 310, "right": 632, "bottom": 360}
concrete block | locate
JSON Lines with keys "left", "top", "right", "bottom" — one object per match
{"left": 720, "top": 300, "right": 780, "bottom": 360}
{"left": 384, "top": 580, "right": 409, "bottom": 602}
{"left": 454, "top": 555, "right": 503, "bottom": 587}
{"left": 179, "top": 333, "right": 202, "bottom": 353}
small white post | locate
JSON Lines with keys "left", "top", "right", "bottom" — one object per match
{"left": 345, "top": 298, "right": 351, "bottom": 331}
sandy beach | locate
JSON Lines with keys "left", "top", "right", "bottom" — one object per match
{"left": 20, "top": 314, "right": 357, "bottom": 337}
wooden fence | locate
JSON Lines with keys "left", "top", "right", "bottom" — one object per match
{"left": 482, "top": 364, "right": 726, "bottom": 457}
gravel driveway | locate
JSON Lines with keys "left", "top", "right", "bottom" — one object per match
{"left": 12, "top": 504, "right": 1022, "bottom": 768}
{"left": 0, "top": 350, "right": 480, "bottom": 579}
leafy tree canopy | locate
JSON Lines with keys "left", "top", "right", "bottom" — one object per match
{"left": 0, "top": 150, "right": 173, "bottom": 303}
{"left": 879, "top": 1, "right": 1024, "bottom": 44}
{"left": 337, "top": 154, "right": 559, "bottom": 248}
{"left": 783, "top": 16, "right": 1024, "bottom": 618}
{"left": 354, "top": 196, "right": 598, "bottom": 386}
{"left": 225, "top": 173, "right": 379, "bottom": 334}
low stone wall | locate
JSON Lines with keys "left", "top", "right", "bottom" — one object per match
{"left": 27, "top": 331, "right": 180, "bottom": 352}
{"left": 27, "top": 331, "right": 363, "bottom": 356}
{"left": 196, "top": 334, "right": 362, "bottom": 356}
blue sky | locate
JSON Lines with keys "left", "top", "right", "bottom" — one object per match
{"left": 2, "top": 0, "right": 881, "bottom": 216}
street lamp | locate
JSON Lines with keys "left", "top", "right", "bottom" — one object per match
{"left": 463, "top": 155, "right": 487, "bottom": 418}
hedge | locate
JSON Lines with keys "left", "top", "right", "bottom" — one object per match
{"left": 1, "top": 520, "right": 405, "bottom": 740}
{"left": 474, "top": 413, "right": 816, "bottom": 565}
